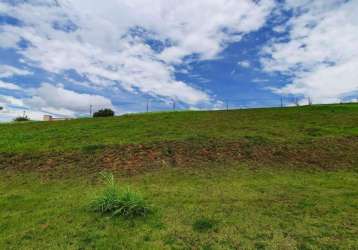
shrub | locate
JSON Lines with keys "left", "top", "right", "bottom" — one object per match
{"left": 90, "top": 172, "right": 151, "bottom": 218}
{"left": 14, "top": 116, "right": 30, "bottom": 122}
{"left": 93, "top": 109, "right": 114, "bottom": 118}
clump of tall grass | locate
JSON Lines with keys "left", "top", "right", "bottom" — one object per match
{"left": 90, "top": 172, "right": 151, "bottom": 218}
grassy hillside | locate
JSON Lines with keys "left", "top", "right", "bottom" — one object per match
{"left": 1, "top": 104, "right": 358, "bottom": 249}
{"left": 1, "top": 104, "right": 357, "bottom": 153}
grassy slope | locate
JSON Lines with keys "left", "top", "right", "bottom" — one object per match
{"left": 1, "top": 166, "right": 358, "bottom": 249}
{"left": 0, "top": 104, "right": 357, "bottom": 153}
{"left": 1, "top": 104, "right": 358, "bottom": 249}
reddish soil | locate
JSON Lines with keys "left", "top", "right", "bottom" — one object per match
{"left": 1, "top": 136, "right": 357, "bottom": 176}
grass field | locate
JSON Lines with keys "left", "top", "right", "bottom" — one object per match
{"left": 1, "top": 104, "right": 357, "bottom": 153}
{"left": 1, "top": 166, "right": 358, "bottom": 249}
{"left": 1, "top": 104, "right": 358, "bottom": 249}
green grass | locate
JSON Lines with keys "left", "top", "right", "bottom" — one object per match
{"left": 0, "top": 104, "right": 357, "bottom": 153}
{"left": 1, "top": 104, "right": 358, "bottom": 249}
{"left": 192, "top": 218, "right": 217, "bottom": 233}
{"left": 1, "top": 165, "right": 357, "bottom": 249}
{"left": 90, "top": 172, "right": 151, "bottom": 218}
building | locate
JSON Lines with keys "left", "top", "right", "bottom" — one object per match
{"left": 43, "top": 115, "right": 72, "bottom": 121}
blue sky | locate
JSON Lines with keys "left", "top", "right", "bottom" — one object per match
{"left": 0, "top": 0, "right": 357, "bottom": 121}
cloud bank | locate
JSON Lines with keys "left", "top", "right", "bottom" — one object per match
{"left": 0, "top": 0, "right": 274, "bottom": 120}
{"left": 262, "top": 0, "right": 358, "bottom": 102}
{"left": 25, "top": 83, "right": 113, "bottom": 116}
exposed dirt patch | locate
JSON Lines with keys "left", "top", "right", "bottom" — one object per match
{"left": 1, "top": 136, "right": 357, "bottom": 176}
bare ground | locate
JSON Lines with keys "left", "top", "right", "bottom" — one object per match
{"left": 1, "top": 136, "right": 357, "bottom": 177}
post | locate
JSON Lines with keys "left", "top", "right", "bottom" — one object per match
{"left": 146, "top": 99, "right": 149, "bottom": 113}
{"left": 90, "top": 104, "right": 93, "bottom": 117}
{"left": 308, "top": 97, "right": 312, "bottom": 106}
{"left": 226, "top": 101, "right": 229, "bottom": 111}
{"left": 173, "top": 100, "right": 176, "bottom": 111}
{"left": 280, "top": 96, "right": 283, "bottom": 108}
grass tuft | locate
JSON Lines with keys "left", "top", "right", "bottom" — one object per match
{"left": 192, "top": 218, "right": 217, "bottom": 232}
{"left": 90, "top": 172, "right": 151, "bottom": 218}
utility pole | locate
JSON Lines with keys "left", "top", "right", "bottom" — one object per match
{"left": 295, "top": 97, "right": 299, "bottom": 107}
{"left": 226, "top": 101, "right": 229, "bottom": 111}
{"left": 146, "top": 99, "right": 149, "bottom": 113}
{"left": 280, "top": 96, "right": 284, "bottom": 108}
{"left": 90, "top": 104, "right": 93, "bottom": 117}
{"left": 308, "top": 97, "right": 312, "bottom": 106}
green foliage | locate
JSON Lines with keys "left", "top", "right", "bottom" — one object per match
{"left": 192, "top": 218, "right": 217, "bottom": 232}
{"left": 93, "top": 109, "right": 115, "bottom": 117}
{"left": 90, "top": 172, "right": 151, "bottom": 218}
{"left": 13, "top": 116, "right": 30, "bottom": 122}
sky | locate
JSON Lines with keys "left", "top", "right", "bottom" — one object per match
{"left": 0, "top": 0, "right": 357, "bottom": 121}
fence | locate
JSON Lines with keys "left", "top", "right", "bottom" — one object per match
{"left": 89, "top": 96, "right": 357, "bottom": 116}
{"left": 2, "top": 96, "right": 355, "bottom": 122}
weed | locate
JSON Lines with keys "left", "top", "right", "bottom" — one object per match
{"left": 90, "top": 172, "right": 151, "bottom": 218}
{"left": 163, "top": 146, "right": 174, "bottom": 157}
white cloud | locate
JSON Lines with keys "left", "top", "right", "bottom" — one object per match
{"left": 0, "top": 94, "right": 26, "bottom": 121}
{"left": 272, "top": 25, "right": 286, "bottom": 33}
{"left": 0, "top": 83, "right": 113, "bottom": 121}
{"left": 0, "top": 107, "right": 45, "bottom": 122}
{"left": 261, "top": 0, "right": 358, "bottom": 101}
{"left": 0, "top": 0, "right": 274, "bottom": 106}
{"left": 0, "top": 65, "right": 32, "bottom": 78}
{"left": 0, "top": 109, "right": 42, "bottom": 122}
{"left": 24, "top": 83, "right": 113, "bottom": 116}
{"left": 252, "top": 78, "right": 269, "bottom": 83}
{"left": 238, "top": 60, "right": 251, "bottom": 68}
{"left": 0, "top": 80, "right": 21, "bottom": 90}
{"left": 0, "top": 94, "right": 24, "bottom": 107}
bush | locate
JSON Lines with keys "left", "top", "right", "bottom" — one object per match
{"left": 14, "top": 116, "right": 30, "bottom": 122}
{"left": 90, "top": 172, "right": 151, "bottom": 218}
{"left": 93, "top": 109, "right": 114, "bottom": 118}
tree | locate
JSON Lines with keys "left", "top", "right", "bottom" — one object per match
{"left": 93, "top": 108, "right": 115, "bottom": 118}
